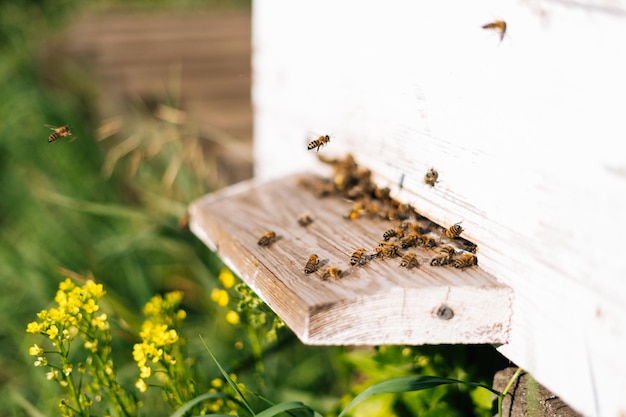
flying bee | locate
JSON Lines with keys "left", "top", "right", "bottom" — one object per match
{"left": 400, "top": 233, "right": 419, "bottom": 249}
{"left": 400, "top": 252, "right": 419, "bottom": 269}
{"left": 424, "top": 168, "right": 439, "bottom": 187}
{"left": 444, "top": 222, "right": 464, "bottom": 239}
{"left": 297, "top": 213, "right": 314, "bottom": 227}
{"left": 46, "top": 124, "right": 76, "bottom": 143}
{"left": 482, "top": 20, "right": 507, "bottom": 42}
{"left": 322, "top": 266, "right": 343, "bottom": 280}
{"left": 383, "top": 228, "right": 403, "bottom": 241}
{"left": 375, "top": 242, "right": 400, "bottom": 258}
{"left": 453, "top": 253, "right": 478, "bottom": 269}
{"left": 257, "top": 231, "right": 277, "bottom": 247}
{"left": 304, "top": 254, "right": 320, "bottom": 274}
{"left": 307, "top": 134, "right": 331, "bottom": 152}
{"left": 350, "top": 247, "right": 368, "bottom": 266}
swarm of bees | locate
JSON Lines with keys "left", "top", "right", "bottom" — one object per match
{"left": 482, "top": 20, "right": 507, "bottom": 42}
{"left": 296, "top": 154, "right": 479, "bottom": 272}
{"left": 46, "top": 125, "right": 76, "bottom": 143}
{"left": 258, "top": 154, "right": 479, "bottom": 283}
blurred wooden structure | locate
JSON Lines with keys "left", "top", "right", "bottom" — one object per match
{"left": 60, "top": 8, "right": 253, "bottom": 185}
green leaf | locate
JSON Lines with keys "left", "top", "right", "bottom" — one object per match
{"left": 169, "top": 392, "right": 236, "bottom": 417}
{"left": 338, "top": 375, "right": 502, "bottom": 417}
{"left": 199, "top": 335, "right": 255, "bottom": 416}
{"left": 255, "top": 401, "right": 322, "bottom": 417}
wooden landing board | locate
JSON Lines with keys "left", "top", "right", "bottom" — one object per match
{"left": 190, "top": 174, "right": 512, "bottom": 345}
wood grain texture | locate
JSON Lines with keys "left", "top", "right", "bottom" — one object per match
{"left": 190, "top": 174, "right": 512, "bottom": 345}
{"left": 252, "top": 1, "right": 626, "bottom": 415}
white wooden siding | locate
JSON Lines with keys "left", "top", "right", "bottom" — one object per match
{"left": 252, "top": 1, "right": 626, "bottom": 416}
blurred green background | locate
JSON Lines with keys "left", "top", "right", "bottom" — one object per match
{"left": 0, "top": 1, "right": 508, "bottom": 416}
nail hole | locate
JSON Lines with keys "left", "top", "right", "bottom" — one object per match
{"left": 436, "top": 305, "right": 454, "bottom": 320}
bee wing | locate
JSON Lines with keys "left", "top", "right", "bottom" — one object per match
{"left": 45, "top": 124, "right": 59, "bottom": 130}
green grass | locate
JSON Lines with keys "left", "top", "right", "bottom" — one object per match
{"left": 1, "top": 2, "right": 509, "bottom": 416}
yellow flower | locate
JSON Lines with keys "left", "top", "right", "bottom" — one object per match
{"left": 211, "top": 289, "right": 229, "bottom": 307}
{"left": 218, "top": 268, "right": 236, "bottom": 288}
{"left": 84, "top": 280, "right": 105, "bottom": 299}
{"left": 135, "top": 379, "right": 148, "bottom": 393}
{"left": 26, "top": 322, "right": 42, "bottom": 334}
{"left": 226, "top": 311, "right": 240, "bottom": 325}
{"left": 59, "top": 278, "right": 75, "bottom": 292}
{"left": 46, "top": 325, "right": 59, "bottom": 340}
{"left": 83, "top": 299, "right": 99, "bottom": 314}
{"left": 29, "top": 344, "right": 44, "bottom": 356}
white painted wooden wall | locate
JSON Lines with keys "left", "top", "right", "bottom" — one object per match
{"left": 252, "top": 1, "right": 626, "bottom": 416}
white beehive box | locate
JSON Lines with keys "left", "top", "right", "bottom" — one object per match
{"left": 191, "top": 1, "right": 626, "bottom": 416}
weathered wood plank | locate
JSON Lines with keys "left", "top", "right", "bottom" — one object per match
{"left": 190, "top": 173, "right": 512, "bottom": 345}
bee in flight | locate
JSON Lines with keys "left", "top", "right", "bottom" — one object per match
{"left": 257, "top": 231, "right": 277, "bottom": 247}
{"left": 46, "top": 125, "right": 76, "bottom": 143}
{"left": 482, "top": 20, "right": 507, "bottom": 42}
{"left": 307, "top": 135, "right": 331, "bottom": 152}
{"left": 304, "top": 254, "right": 320, "bottom": 274}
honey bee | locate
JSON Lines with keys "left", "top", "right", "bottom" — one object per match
{"left": 482, "top": 20, "right": 507, "bottom": 42}
{"left": 343, "top": 202, "right": 366, "bottom": 220}
{"left": 430, "top": 246, "right": 455, "bottom": 266}
{"left": 307, "top": 135, "right": 331, "bottom": 152}
{"left": 375, "top": 242, "right": 400, "bottom": 258}
{"left": 383, "top": 228, "right": 402, "bottom": 241}
{"left": 304, "top": 254, "right": 320, "bottom": 274}
{"left": 322, "top": 266, "right": 343, "bottom": 280}
{"left": 400, "top": 233, "right": 419, "bottom": 249}
{"left": 424, "top": 168, "right": 439, "bottom": 187}
{"left": 438, "top": 245, "right": 456, "bottom": 257}
{"left": 374, "top": 186, "right": 391, "bottom": 201}
{"left": 430, "top": 255, "right": 451, "bottom": 267}
{"left": 445, "top": 222, "right": 464, "bottom": 239}
{"left": 453, "top": 253, "right": 478, "bottom": 269}
{"left": 418, "top": 235, "right": 438, "bottom": 249}
{"left": 350, "top": 247, "right": 368, "bottom": 266}
{"left": 400, "top": 252, "right": 419, "bottom": 269}
{"left": 46, "top": 125, "right": 75, "bottom": 143}
{"left": 257, "top": 231, "right": 277, "bottom": 247}
{"left": 297, "top": 213, "right": 314, "bottom": 227}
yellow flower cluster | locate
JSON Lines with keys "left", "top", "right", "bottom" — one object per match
{"left": 25, "top": 277, "right": 138, "bottom": 416}
{"left": 26, "top": 278, "right": 107, "bottom": 353}
{"left": 133, "top": 292, "right": 186, "bottom": 393}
